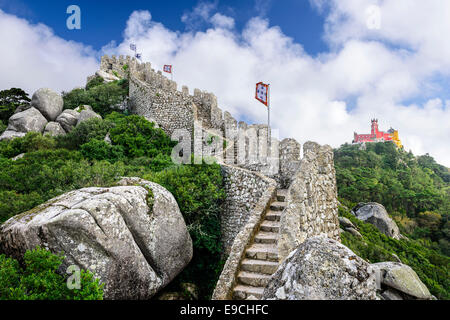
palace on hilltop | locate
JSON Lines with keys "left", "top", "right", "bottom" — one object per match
{"left": 353, "top": 119, "right": 403, "bottom": 148}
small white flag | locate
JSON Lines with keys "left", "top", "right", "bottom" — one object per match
{"left": 255, "top": 82, "right": 269, "bottom": 106}
{"left": 130, "top": 43, "right": 136, "bottom": 51}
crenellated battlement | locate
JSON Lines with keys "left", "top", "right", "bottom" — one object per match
{"left": 96, "top": 55, "right": 302, "bottom": 187}
{"left": 87, "top": 56, "right": 341, "bottom": 279}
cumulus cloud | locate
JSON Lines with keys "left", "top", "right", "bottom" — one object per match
{"left": 1, "top": 2, "right": 449, "bottom": 166}
{"left": 105, "top": 3, "right": 450, "bottom": 166}
{"left": 181, "top": 1, "right": 218, "bottom": 30}
{"left": 210, "top": 13, "right": 235, "bottom": 29}
{"left": 0, "top": 9, "right": 98, "bottom": 95}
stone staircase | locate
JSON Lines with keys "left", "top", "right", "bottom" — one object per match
{"left": 232, "top": 189, "right": 287, "bottom": 300}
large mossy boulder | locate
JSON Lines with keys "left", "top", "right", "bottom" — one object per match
{"left": 6, "top": 107, "right": 48, "bottom": 133}
{"left": 31, "top": 88, "right": 63, "bottom": 121}
{"left": 44, "top": 121, "right": 66, "bottom": 137}
{"left": 262, "top": 237, "right": 378, "bottom": 300}
{"left": 352, "top": 202, "right": 401, "bottom": 239}
{"left": 372, "top": 262, "right": 432, "bottom": 300}
{"left": 0, "top": 177, "right": 193, "bottom": 300}
{"left": 56, "top": 109, "right": 80, "bottom": 132}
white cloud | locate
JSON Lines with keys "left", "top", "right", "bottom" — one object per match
{"left": 0, "top": 9, "right": 98, "bottom": 95}
{"left": 181, "top": 1, "right": 218, "bottom": 30}
{"left": 105, "top": 6, "right": 450, "bottom": 166}
{"left": 1, "top": 2, "right": 449, "bottom": 167}
{"left": 210, "top": 13, "right": 235, "bottom": 29}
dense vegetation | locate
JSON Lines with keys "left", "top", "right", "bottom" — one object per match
{"left": 335, "top": 142, "right": 450, "bottom": 256}
{"left": 335, "top": 142, "right": 449, "bottom": 299}
{"left": 0, "top": 247, "right": 103, "bottom": 300}
{"left": 0, "top": 88, "right": 31, "bottom": 123}
{"left": 62, "top": 76, "right": 128, "bottom": 117}
{"left": 339, "top": 201, "right": 449, "bottom": 299}
{"left": 0, "top": 82, "right": 225, "bottom": 300}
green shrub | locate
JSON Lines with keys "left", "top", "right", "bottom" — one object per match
{"left": 88, "top": 82, "right": 127, "bottom": 116}
{"left": 63, "top": 81, "right": 128, "bottom": 117}
{"left": 80, "top": 139, "right": 124, "bottom": 162}
{"left": 145, "top": 160, "right": 225, "bottom": 299}
{"left": 0, "top": 88, "right": 31, "bottom": 122}
{"left": 0, "top": 247, "right": 103, "bottom": 300}
{"left": 107, "top": 112, "right": 176, "bottom": 158}
{"left": 0, "top": 148, "right": 125, "bottom": 223}
{"left": 0, "top": 119, "right": 6, "bottom": 134}
{"left": 85, "top": 76, "right": 104, "bottom": 91}
{"left": 124, "top": 154, "right": 174, "bottom": 174}
{"left": 0, "top": 132, "right": 56, "bottom": 159}
{"left": 56, "top": 118, "right": 113, "bottom": 150}
{"left": 62, "top": 88, "right": 92, "bottom": 110}
{"left": 0, "top": 105, "right": 15, "bottom": 123}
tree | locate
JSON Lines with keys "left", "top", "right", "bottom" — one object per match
{"left": 0, "top": 88, "right": 31, "bottom": 122}
{"left": 0, "top": 247, "right": 103, "bottom": 300}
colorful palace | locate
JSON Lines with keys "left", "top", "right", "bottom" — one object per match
{"left": 353, "top": 119, "right": 403, "bottom": 148}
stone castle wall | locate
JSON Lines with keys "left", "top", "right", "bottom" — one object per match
{"left": 97, "top": 55, "right": 339, "bottom": 256}
{"left": 98, "top": 55, "right": 302, "bottom": 188}
{"left": 278, "top": 142, "right": 341, "bottom": 262}
{"left": 220, "top": 164, "right": 276, "bottom": 254}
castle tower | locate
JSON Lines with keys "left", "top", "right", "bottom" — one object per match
{"left": 371, "top": 119, "right": 379, "bottom": 137}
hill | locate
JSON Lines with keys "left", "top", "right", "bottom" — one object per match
{"left": 334, "top": 142, "right": 450, "bottom": 299}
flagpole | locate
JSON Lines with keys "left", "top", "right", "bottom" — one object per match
{"left": 267, "top": 84, "right": 271, "bottom": 146}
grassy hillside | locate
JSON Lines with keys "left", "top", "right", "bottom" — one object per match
{"left": 335, "top": 142, "right": 450, "bottom": 299}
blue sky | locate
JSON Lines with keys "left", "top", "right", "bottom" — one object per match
{"left": 1, "top": 0, "right": 327, "bottom": 54}
{"left": 0, "top": 0, "right": 449, "bottom": 166}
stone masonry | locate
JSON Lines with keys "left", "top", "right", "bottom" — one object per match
{"left": 92, "top": 56, "right": 341, "bottom": 299}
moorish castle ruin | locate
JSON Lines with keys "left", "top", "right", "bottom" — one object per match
{"left": 0, "top": 53, "right": 432, "bottom": 301}
{"left": 96, "top": 55, "right": 341, "bottom": 299}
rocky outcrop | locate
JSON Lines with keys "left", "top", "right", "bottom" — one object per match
{"left": 31, "top": 88, "right": 63, "bottom": 121}
{"left": 56, "top": 109, "right": 80, "bottom": 132}
{"left": 372, "top": 262, "right": 432, "bottom": 300}
{"left": 77, "top": 109, "right": 102, "bottom": 125}
{"left": 44, "top": 122, "right": 66, "bottom": 137}
{"left": 0, "top": 86, "right": 105, "bottom": 143}
{"left": 345, "top": 227, "right": 363, "bottom": 239}
{"left": 96, "top": 70, "right": 120, "bottom": 82}
{"left": 278, "top": 142, "right": 340, "bottom": 262}
{"left": 0, "top": 177, "right": 193, "bottom": 300}
{"left": 262, "top": 237, "right": 378, "bottom": 300}
{"left": 0, "top": 130, "right": 26, "bottom": 141}
{"left": 6, "top": 107, "right": 48, "bottom": 133}
{"left": 339, "top": 217, "right": 356, "bottom": 229}
{"left": 352, "top": 203, "right": 401, "bottom": 239}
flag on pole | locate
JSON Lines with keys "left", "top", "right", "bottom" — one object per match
{"left": 255, "top": 82, "right": 269, "bottom": 106}
{"left": 163, "top": 65, "right": 173, "bottom": 74}
{"left": 135, "top": 53, "right": 142, "bottom": 59}
{"left": 130, "top": 43, "right": 136, "bottom": 51}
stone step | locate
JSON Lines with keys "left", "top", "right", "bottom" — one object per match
{"left": 260, "top": 220, "right": 280, "bottom": 233}
{"left": 238, "top": 271, "right": 271, "bottom": 287}
{"left": 277, "top": 189, "right": 288, "bottom": 202}
{"left": 233, "top": 285, "right": 264, "bottom": 300}
{"left": 245, "top": 243, "right": 279, "bottom": 262}
{"left": 270, "top": 201, "right": 286, "bottom": 211}
{"left": 254, "top": 231, "right": 278, "bottom": 244}
{"left": 265, "top": 210, "right": 282, "bottom": 222}
{"left": 241, "top": 259, "right": 279, "bottom": 275}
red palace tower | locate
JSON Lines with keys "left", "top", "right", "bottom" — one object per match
{"left": 353, "top": 119, "right": 403, "bottom": 148}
